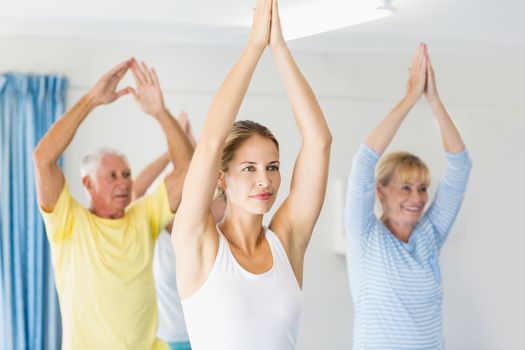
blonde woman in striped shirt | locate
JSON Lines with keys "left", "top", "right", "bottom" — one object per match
{"left": 345, "top": 43, "right": 472, "bottom": 349}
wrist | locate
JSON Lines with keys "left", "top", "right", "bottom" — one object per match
{"left": 402, "top": 92, "right": 420, "bottom": 107}
{"left": 81, "top": 93, "right": 100, "bottom": 111}
{"left": 152, "top": 108, "right": 171, "bottom": 120}
{"left": 425, "top": 94, "right": 441, "bottom": 106}
{"left": 269, "top": 39, "right": 287, "bottom": 52}
{"left": 246, "top": 41, "right": 266, "bottom": 56}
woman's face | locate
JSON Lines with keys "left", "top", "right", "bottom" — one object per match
{"left": 220, "top": 135, "right": 281, "bottom": 215}
{"left": 377, "top": 169, "right": 429, "bottom": 227}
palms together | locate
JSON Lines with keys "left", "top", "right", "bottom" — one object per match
{"left": 269, "top": 0, "right": 286, "bottom": 49}
{"left": 249, "top": 0, "right": 286, "bottom": 50}
{"left": 406, "top": 43, "right": 440, "bottom": 103}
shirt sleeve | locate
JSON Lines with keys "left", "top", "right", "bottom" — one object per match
{"left": 39, "top": 183, "right": 77, "bottom": 243}
{"left": 131, "top": 180, "right": 175, "bottom": 240}
{"left": 426, "top": 148, "right": 473, "bottom": 249}
{"left": 344, "top": 144, "right": 380, "bottom": 244}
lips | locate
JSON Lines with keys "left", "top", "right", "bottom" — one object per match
{"left": 402, "top": 205, "right": 423, "bottom": 213}
{"left": 114, "top": 193, "right": 129, "bottom": 200}
{"left": 250, "top": 192, "right": 272, "bottom": 200}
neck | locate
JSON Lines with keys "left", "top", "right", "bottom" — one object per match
{"left": 381, "top": 216, "right": 415, "bottom": 243}
{"left": 90, "top": 205, "right": 125, "bottom": 219}
{"left": 220, "top": 204, "right": 265, "bottom": 253}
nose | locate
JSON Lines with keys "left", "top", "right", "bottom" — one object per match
{"left": 116, "top": 174, "right": 131, "bottom": 188}
{"left": 410, "top": 190, "right": 424, "bottom": 203}
{"left": 256, "top": 173, "right": 270, "bottom": 188}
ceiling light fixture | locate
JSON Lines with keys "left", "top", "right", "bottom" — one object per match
{"left": 276, "top": 0, "right": 394, "bottom": 41}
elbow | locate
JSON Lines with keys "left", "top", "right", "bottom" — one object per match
{"left": 304, "top": 127, "right": 332, "bottom": 151}
{"left": 316, "top": 129, "right": 333, "bottom": 151}
{"left": 32, "top": 144, "right": 48, "bottom": 168}
{"left": 324, "top": 130, "right": 333, "bottom": 147}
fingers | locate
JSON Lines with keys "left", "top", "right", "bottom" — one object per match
{"left": 178, "top": 110, "right": 188, "bottom": 121}
{"left": 424, "top": 44, "right": 435, "bottom": 75}
{"left": 410, "top": 43, "right": 423, "bottom": 71}
{"left": 254, "top": 0, "right": 272, "bottom": 25}
{"left": 272, "top": 0, "right": 279, "bottom": 19}
{"left": 131, "top": 59, "right": 146, "bottom": 86}
{"left": 405, "top": 43, "right": 428, "bottom": 101}
{"left": 150, "top": 67, "right": 160, "bottom": 87}
{"left": 418, "top": 51, "right": 427, "bottom": 78}
{"left": 409, "top": 43, "right": 427, "bottom": 80}
{"left": 423, "top": 44, "right": 438, "bottom": 98}
{"left": 256, "top": 0, "right": 271, "bottom": 12}
{"left": 411, "top": 43, "right": 430, "bottom": 79}
{"left": 249, "top": 0, "right": 272, "bottom": 49}
{"left": 178, "top": 110, "right": 190, "bottom": 130}
{"left": 131, "top": 59, "right": 159, "bottom": 88}
{"left": 271, "top": 0, "right": 279, "bottom": 27}
{"left": 108, "top": 58, "right": 133, "bottom": 80}
{"left": 141, "top": 61, "right": 153, "bottom": 85}
{"left": 115, "top": 87, "right": 131, "bottom": 100}
{"left": 126, "top": 86, "right": 138, "bottom": 101}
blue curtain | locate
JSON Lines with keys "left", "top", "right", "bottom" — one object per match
{"left": 0, "top": 73, "right": 67, "bottom": 350}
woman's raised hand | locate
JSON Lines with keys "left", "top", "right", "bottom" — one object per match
{"left": 248, "top": 0, "right": 272, "bottom": 51}
{"left": 423, "top": 45, "right": 440, "bottom": 103}
{"left": 269, "top": 0, "right": 286, "bottom": 50}
{"left": 405, "top": 43, "right": 428, "bottom": 104}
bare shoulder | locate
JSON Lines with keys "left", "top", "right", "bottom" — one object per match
{"left": 173, "top": 214, "right": 220, "bottom": 299}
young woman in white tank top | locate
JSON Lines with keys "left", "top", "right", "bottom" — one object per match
{"left": 171, "top": 1, "right": 332, "bottom": 349}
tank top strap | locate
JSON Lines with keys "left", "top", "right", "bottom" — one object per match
{"left": 264, "top": 228, "right": 298, "bottom": 284}
{"left": 213, "top": 228, "right": 229, "bottom": 267}
{"left": 264, "top": 228, "right": 288, "bottom": 261}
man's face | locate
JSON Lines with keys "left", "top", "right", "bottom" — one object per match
{"left": 84, "top": 154, "right": 133, "bottom": 218}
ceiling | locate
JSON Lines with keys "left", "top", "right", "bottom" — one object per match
{"left": 0, "top": 0, "right": 524, "bottom": 54}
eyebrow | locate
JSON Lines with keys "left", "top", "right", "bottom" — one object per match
{"left": 399, "top": 182, "right": 427, "bottom": 186}
{"left": 239, "top": 161, "right": 280, "bottom": 165}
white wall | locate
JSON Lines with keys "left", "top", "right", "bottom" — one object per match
{"left": 1, "top": 34, "right": 524, "bottom": 350}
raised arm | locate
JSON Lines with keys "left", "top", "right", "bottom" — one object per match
{"left": 131, "top": 110, "right": 199, "bottom": 202}
{"left": 423, "top": 44, "right": 471, "bottom": 246}
{"left": 171, "top": 0, "right": 271, "bottom": 298}
{"left": 33, "top": 59, "right": 132, "bottom": 211}
{"left": 365, "top": 43, "right": 428, "bottom": 156}
{"left": 268, "top": 0, "right": 332, "bottom": 259}
{"left": 423, "top": 45, "right": 465, "bottom": 154}
{"left": 173, "top": 0, "right": 271, "bottom": 240}
{"left": 177, "top": 111, "right": 197, "bottom": 148}
{"left": 129, "top": 61, "right": 194, "bottom": 212}
{"left": 132, "top": 152, "right": 170, "bottom": 200}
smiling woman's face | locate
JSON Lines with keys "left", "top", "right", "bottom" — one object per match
{"left": 219, "top": 135, "right": 281, "bottom": 215}
{"left": 377, "top": 170, "right": 429, "bottom": 227}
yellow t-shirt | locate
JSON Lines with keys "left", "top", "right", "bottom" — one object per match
{"left": 40, "top": 182, "right": 174, "bottom": 350}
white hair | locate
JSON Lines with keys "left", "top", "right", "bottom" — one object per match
{"left": 80, "top": 147, "right": 128, "bottom": 179}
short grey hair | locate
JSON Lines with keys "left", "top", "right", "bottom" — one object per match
{"left": 80, "top": 147, "right": 128, "bottom": 178}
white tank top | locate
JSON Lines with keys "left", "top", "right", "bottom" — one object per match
{"left": 181, "top": 227, "right": 302, "bottom": 350}
{"left": 152, "top": 230, "right": 189, "bottom": 342}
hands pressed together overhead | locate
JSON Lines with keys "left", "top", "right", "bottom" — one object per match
{"left": 406, "top": 42, "right": 440, "bottom": 104}
{"left": 249, "top": 0, "right": 286, "bottom": 51}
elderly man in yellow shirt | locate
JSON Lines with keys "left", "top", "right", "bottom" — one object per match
{"left": 33, "top": 58, "right": 193, "bottom": 350}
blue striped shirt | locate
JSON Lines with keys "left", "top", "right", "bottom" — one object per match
{"left": 344, "top": 144, "right": 472, "bottom": 349}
